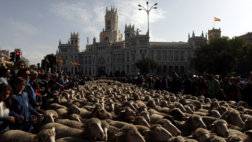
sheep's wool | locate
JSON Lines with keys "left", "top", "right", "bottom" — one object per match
{"left": 0, "top": 101, "right": 9, "bottom": 118}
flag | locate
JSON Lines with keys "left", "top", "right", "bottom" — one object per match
{"left": 214, "top": 17, "right": 221, "bottom": 22}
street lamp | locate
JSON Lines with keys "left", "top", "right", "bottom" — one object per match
{"left": 138, "top": 1, "right": 158, "bottom": 36}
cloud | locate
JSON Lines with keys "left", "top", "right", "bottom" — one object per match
{"left": 51, "top": 0, "right": 165, "bottom": 40}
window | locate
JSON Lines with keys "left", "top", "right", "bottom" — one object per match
{"left": 180, "top": 51, "right": 185, "bottom": 61}
{"left": 174, "top": 51, "right": 179, "bottom": 61}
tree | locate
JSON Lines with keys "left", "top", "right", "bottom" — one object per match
{"left": 191, "top": 37, "right": 252, "bottom": 76}
{"left": 135, "top": 58, "right": 159, "bottom": 75}
{"left": 41, "top": 54, "right": 56, "bottom": 73}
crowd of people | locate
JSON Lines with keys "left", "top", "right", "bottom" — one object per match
{"left": 108, "top": 72, "right": 252, "bottom": 106}
{"left": 0, "top": 61, "right": 82, "bottom": 133}
{"left": 0, "top": 59, "right": 252, "bottom": 135}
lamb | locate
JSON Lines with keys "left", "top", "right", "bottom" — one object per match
{"left": 0, "top": 127, "right": 56, "bottom": 142}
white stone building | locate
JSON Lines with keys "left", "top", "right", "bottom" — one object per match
{"left": 56, "top": 7, "right": 220, "bottom": 76}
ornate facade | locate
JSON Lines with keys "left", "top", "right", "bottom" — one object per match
{"left": 56, "top": 7, "right": 216, "bottom": 76}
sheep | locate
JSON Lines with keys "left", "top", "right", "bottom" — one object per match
{"left": 228, "top": 129, "right": 247, "bottom": 142}
{"left": 146, "top": 124, "right": 173, "bottom": 142}
{"left": 56, "top": 119, "right": 84, "bottom": 129}
{"left": 42, "top": 123, "right": 83, "bottom": 139}
{"left": 155, "top": 119, "right": 181, "bottom": 136}
{"left": 168, "top": 136, "right": 185, "bottom": 142}
{"left": 0, "top": 127, "right": 55, "bottom": 142}
{"left": 220, "top": 109, "right": 244, "bottom": 128}
{"left": 211, "top": 119, "right": 229, "bottom": 137}
{"left": 5, "top": 79, "right": 250, "bottom": 142}
{"left": 115, "top": 124, "right": 146, "bottom": 142}
{"left": 244, "top": 130, "right": 252, "bottom": 142}
{"left": 208, "top": 135, "right": 226, "bottom": 142}
{"left": 133, "top": 116, "right": 150, "bottom": 127}
{"left": 193, "top": 128, "right": 210, "bottom": 142}
{"left": 182, "top": 115, "right": 207, "bottom": 136}
{"left": 84, "top": 117, "right": 109, "bottom": 141}
{"left": 227, "top": 136, "right": 243, "bottom": 142}
{"left": 209, "top": 110, "right": 221, "bottom": 118}
{"left": 244, "top": 117, "right": 252, "bottom": 131}
{"left": 43, "top": 110, "right": 59, "bottom": 123}
{"left": 56, "top": 137, "right": 88, "bottom": 142}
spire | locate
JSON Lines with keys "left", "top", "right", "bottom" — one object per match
{"left": 188, "top": 33, "right": 190, "bottom": 39}
{"left": 93, "top": 37, "right": 96, "bottom": 44}
{"left": 87, "top": 37, "right": 89, "bottom": 45}
{"left": 201, "top": 31, "right": 204, "bottom": 37}
{"left": 192, "top": 31, "right": 195, "bottom": 37}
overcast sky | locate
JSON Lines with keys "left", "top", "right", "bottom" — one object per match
{"left": 0, "top": 0, "right": 252, "bottom": 64}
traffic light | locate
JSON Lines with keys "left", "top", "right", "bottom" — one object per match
{"left": 10, "top": 52, "right": 16, "bottom": 62}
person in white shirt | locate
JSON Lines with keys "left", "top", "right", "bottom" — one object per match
{"left": 0, "top": 84, "right": 15, "bottom": 133}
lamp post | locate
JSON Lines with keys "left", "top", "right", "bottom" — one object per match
{"left": 138, "top": 1, "right": 158, "bottom": 36}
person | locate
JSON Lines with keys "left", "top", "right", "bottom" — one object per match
{"left": 9, "top": 77, "right": 41, "bottom": 131}
{"left": 0, "top": 84, "right": 15, "bottom": 133}
{"left": 17, "top": 69, "right": 37, "bottom": 108}
{"left": 243, "top": 72, "right": 252, "bottom": 106}
{"left": 0, "top": 66, "right": 9, "bottom": 85}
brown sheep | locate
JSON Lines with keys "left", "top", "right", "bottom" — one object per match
{"left": 146, "top": 124, "right": 173, "bottom": 142}
{"left": 220, "top": 109, "right": 244, "bottom": 128}
{"left": 56, "top": 119, "right": 84, "bottom": 129}
{"left": 193, "top": 128, "right": 210, "bottom": 142}
{"left": 0, "top": 127, "right": 56, "bottom": 142}
{"left": 208, "top": 135, "right": 226, "bottom": 142}
{"left": 211, "top": 119, "right": 229, "bottom": 137}
{"left": 168, "top": 136, "right": 185, "bottom": 142}
{"left": 42, "top": 123, "right": 83, "bottom": 139}
{"left": 56, "top": 137, "right": 88, "bottom": 142}
{"left": 156, "top": 119, "right": 181, "bottom": 136}
{"left": 209, "top": 110, "right": 221, "bottom": 118}
{"left": 134, "top": 116, "right": 150, "bottom": 127}
{"left": 115, "top": 124, "right": 146, "bottom": 142}
{"left": 182, "top": 115, "right": 207, "bottom": 136}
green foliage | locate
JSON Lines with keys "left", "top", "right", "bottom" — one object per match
{"left": 191, "top": 37, "right": 252, "bottom": 76}
{"left": 41, "top": 54, "right": 57, "bottom": 73}
{"left": 135, "top": 58, "right": 159, "bottom": 75}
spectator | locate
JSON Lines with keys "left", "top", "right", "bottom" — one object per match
{"left": 0, "top": 84, "right": 15, "bottom": 133}
{"left": 243, "top": 72, "right": 252, "bottom": 106}
{"left": 9, "top": 77, "right": 41, "bottom": 131}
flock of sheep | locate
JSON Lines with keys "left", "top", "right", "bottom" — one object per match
{"left": 1, "top": 79, "right": 252, "bottom": 142}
